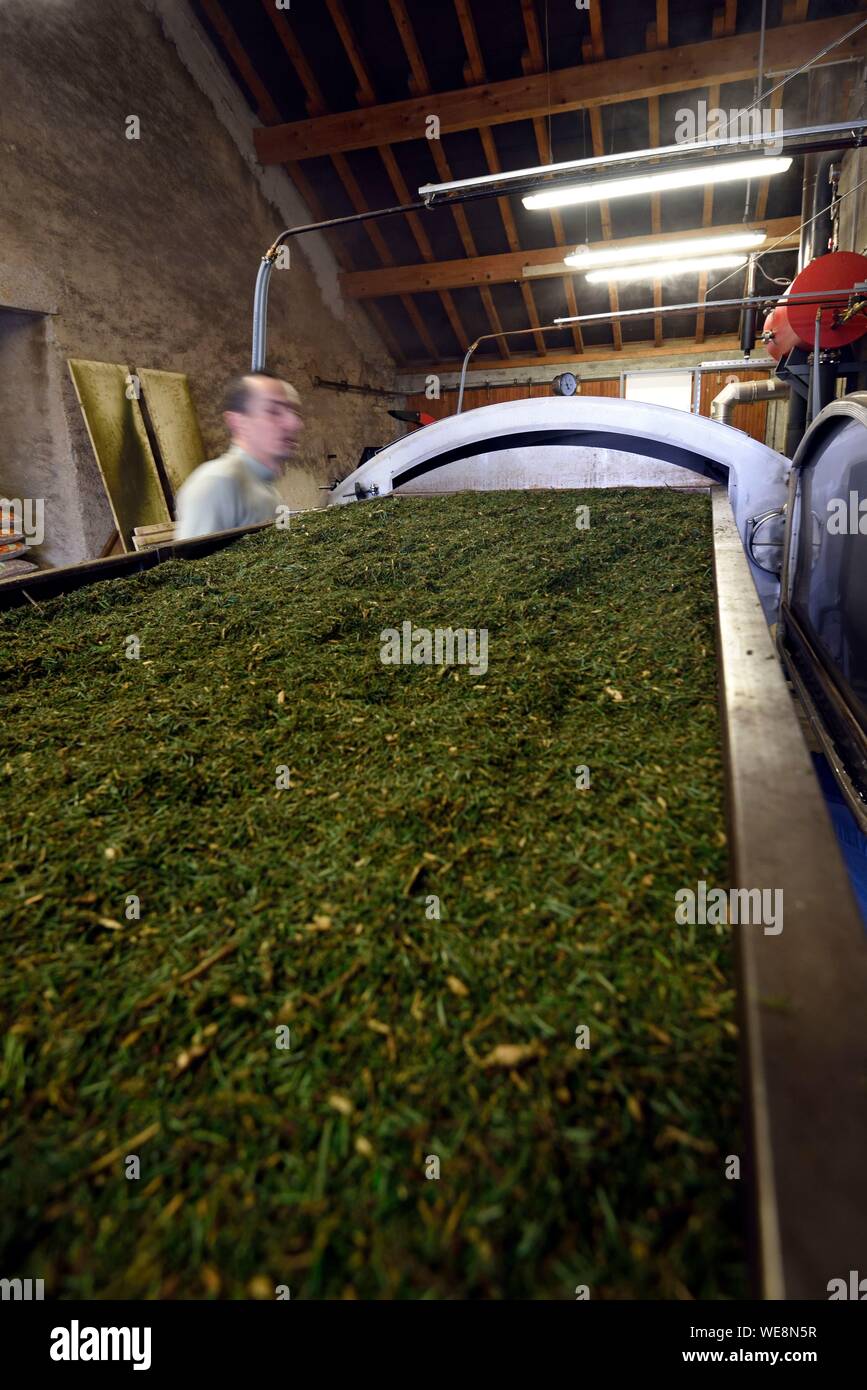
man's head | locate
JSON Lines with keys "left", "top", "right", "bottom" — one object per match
{"left": 223, "top": 371, "right": 304, "bottom": 474}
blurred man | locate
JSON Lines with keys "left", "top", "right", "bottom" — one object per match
{"left": 175, "top": 371, "right": 304, "bottom": 539}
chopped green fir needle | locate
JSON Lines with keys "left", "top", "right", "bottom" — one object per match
{"left": 0, "top": 489, "right": 743, "bottom": 1299}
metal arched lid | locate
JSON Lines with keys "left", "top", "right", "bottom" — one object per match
{"left": 791, "top": 393, "right": 867, "bottom": 473}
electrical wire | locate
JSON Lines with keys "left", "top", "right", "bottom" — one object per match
{"left": 756, "top": 260, "right": 792, "bottom": 287}
{"left": 743, "top": 0, "right": 768, "bottom": 224}
{"left": 736, "top": 13, "right": 867, "bottom": 120}
{"left": 544, "top": 0, "right": 552, "bottom": 166}
{"left": 704, "top": 170, "right": 867, "bottom": 301}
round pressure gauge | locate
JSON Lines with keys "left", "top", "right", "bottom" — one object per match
{"left": 552, "top": 372, "right": 578, "bottom": 396}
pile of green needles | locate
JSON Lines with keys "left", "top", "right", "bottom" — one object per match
{"left": 0, "top": 489, "right": 744, "bottom": 1299}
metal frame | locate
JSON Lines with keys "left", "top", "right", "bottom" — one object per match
{"left": 4, "top": 481, "right": 867, "bottom": 1299}
{"left": 327, "top": 393, "right": 789, "bottom": 621}
{"left": 0, "top": 521, "right": 271, "bottom": 611}
{"left": 711, "top": 486, "right": 867, "bottom": 1298}
{"left": 778, "top": 395, "right": 867, "bottom": 830}
{"left": 418, "top": 120, "right": 867, "bottom": 206}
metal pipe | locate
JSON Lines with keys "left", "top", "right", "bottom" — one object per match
{"left": 741, "top": 254, "right": 759, "bottom": 354}
{"left": 554, "top": 284, "right": 866, "bottom": 328}
{"left": 456, "top": 342, "right": 479, "bottom": 413}
{"left": 755, "top": 0, "right": 767, "bottom": 114}
{"left": 798, "top": 160, "right": 817, "bottom": 274}
{"left": 419, "top": 119, "right": 867, "bottom": 205}
{"left": 251, "top": 257, "right": 274, "bottom": 372}
{"left": 742, "top": 0, "right": 768, "bottom": 223}
{"left": 448, "top": 290, "right": 859, "bottom": 405}
{"left": 312, "top": 377, "right": 402, "bottom": 398}
{"left": 811, "top": 154, "right": 836, "bottom": 261}
{"left": 785, "top": 385, "right": 808, "bottom": 458}
{"left": 710, "top": 376, "right": 789, "bottom": 425}
{"left": 700, "top": 357, "right": 775, "bottom": 368}
{"left": 251, "top": 199, "right": 425, "bottom": 370}
{"left": 810, "top": 310, "right": 823, "bottom": 423}
{"left": 735, "top": 12, "right": 867, "bottom": 123}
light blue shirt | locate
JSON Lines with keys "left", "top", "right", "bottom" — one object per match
{"left": 175, "top": 445, "right": 280, "bottom": 540}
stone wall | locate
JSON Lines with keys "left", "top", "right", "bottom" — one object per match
{"left": 0, "top": 0, "right": 398, "bottom": 568}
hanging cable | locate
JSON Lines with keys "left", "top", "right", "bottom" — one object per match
{"left": 704, "top": 170, "right": 867, "bottom": 302}
{"left": 743, "top": 0, "right": 768, "bottom": 224}
{"left": 736, "top": 14, "right": 867, "bottom": 120}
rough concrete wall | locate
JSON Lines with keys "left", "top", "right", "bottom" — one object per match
{"left": 0, "top": 313, "right": 83, "bottom": 569}
{"left": 0, "top": 0, "right": 397, "bottom": 564}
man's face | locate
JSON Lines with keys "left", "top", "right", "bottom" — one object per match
{"left": 226, "top": 377, "right": 304, "bottom": 473}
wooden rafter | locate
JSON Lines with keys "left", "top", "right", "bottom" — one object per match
{"left": 519, "top": 0, "right": 583, "bottom": 355}
{"left": 322, "top": 0, "right": 471, "bottom": 360}
{"left": 339, "top": 216, "right": 800, "bottom": 298}
{"left": 386, "top": 0, "right": 511, "bottom": 359}
{"left": 753, "top": 84, "right": 786, "bottom": 223}
{"left": 583, "top": 10, "right": 622, "bottom": 351}
{"left": 453, "top": 0, "right": 546, "bottom": 355}
{"left": 696, "top": 4, "right": 737, "bottom": 344}
{"left": 419, "top": 334, "right": 744, "bottom": 376}
{"left": 199, "top": 0, "right": 405, "bottom": 362}
{"left": 253, "top": 17, "right": 867, "bottom": 163}
{"left": 646, "top": 2, "right": 669, "bottom": 349}
{"left": 259, "top": 0, "right": 443, "bottom": 364}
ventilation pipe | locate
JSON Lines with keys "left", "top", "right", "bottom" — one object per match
{"left": 811, "top": 155, "right": 838, "bottom": 261}
{"left": 798, "top": 68, "right": 838, "bottom": 272}
{"left": 740, "top": 254, "right": 759, "bottom": 356}
{"left": 789, "top": 71, "right": 840, "bottom": 456}
{"left": 711, "top": 377, "right": 790, "bottom": 425}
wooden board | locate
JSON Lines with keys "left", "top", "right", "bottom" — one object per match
{"left": 405, "top": 377, "right": 621, "bottom": 420}
{"left": 137, "top": 368, "right": 205, "bottom": 500}
{"left": 68, "top": 359, "right": 170, "bottom": 554}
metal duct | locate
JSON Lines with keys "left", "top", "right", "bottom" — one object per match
{"left": 710, "top": 376, "right": 790, "bottom": 426}
{"left": 811, "top": 155, "right": 838, "bottom": 261}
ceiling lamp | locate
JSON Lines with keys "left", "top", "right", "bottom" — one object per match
{"left": 522, "top": 156, "right": 792, "bottom": 210}
{"left": 564, "top": 230, "right": 766, "bottom": 271}
{"left": 585, "top": 253, "right": 750, "bottom": 285}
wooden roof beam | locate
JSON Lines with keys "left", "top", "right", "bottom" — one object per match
{"left": 697, "top": 6, "right": 737, "bottom": 343}
{"left": 259, "top": 0, "right": 437, "bottom": 362}
{"left": 582, "top": 12, "right": 622, "bottom": 351}
{"left": 646, "top": 3, "right": 670, "bottom": 349}
{"left": 453, "top": 0, "right": 547, "bottom": 357}
{"left": 253, "top": 16, "right": 867, "bottom": 163}
{"left": 323, "top": 0, "right": 472, "bottom": 358}
{"left": 519, "top": 0, "right": 584, "bottom": 355}
{"left": 201, "top": 0, "right": 405, "bottom": 362}
{"left": 339, "top": 216, "right": 800, "bottom": 298}
{"left": 386, "top": 0, "right": 511, "bottom": 358}
{"left": 414, "top": 334, "right": 744, "bottom": 375}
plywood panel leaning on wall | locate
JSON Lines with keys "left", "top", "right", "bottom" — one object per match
{"left": 137, "top": 368, "right": 205, "bottom": 501}
{"left": 68, "top": 359, "right": 171, "bottom": 553}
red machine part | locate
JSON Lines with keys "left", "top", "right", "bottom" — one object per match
{"left": 388, "top": 409, "right": 436, "bottom": 428}
{"left": 762, "top": 251, "right": 867, "bottom": 361}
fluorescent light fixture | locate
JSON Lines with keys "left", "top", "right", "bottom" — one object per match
{"left": 585, "top": 254, "right": 748, "bottom": 285}
{"left": 522, "top": 156, "right": 791, "bottom": 210}
{"left": 564, "top": 230, "right": 766, "bottom": 271}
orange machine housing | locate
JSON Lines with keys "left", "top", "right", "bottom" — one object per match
{"left": 762, "top": 251, "right": 867, "bottom": 362}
